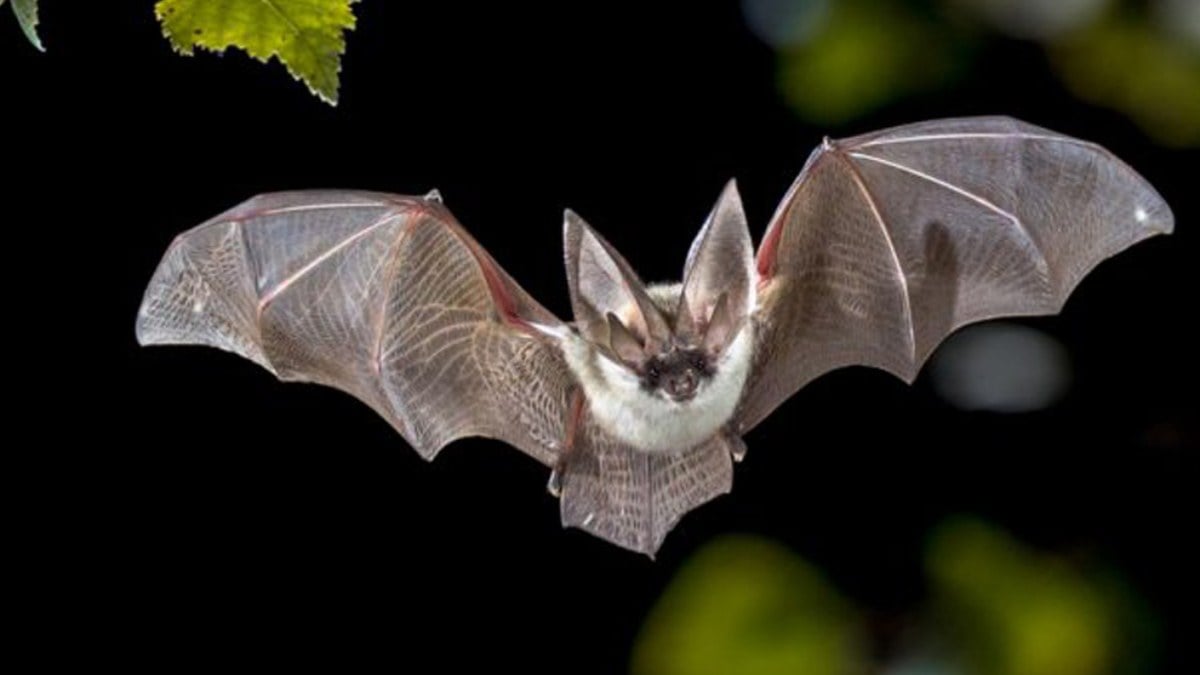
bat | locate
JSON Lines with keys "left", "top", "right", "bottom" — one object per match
{"left": 136, "top": 117, "right": 1172, "bottom": 555}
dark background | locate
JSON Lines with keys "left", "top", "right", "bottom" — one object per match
{"left": 8, "top": 2, "right": 1194, "bottom": 672}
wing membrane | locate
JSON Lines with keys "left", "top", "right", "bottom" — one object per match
{"left": 739, "top": 117, "right": 1172, "bottom": 431}
{"left": 137, "top": 191, "right": 573, "bottom": 465}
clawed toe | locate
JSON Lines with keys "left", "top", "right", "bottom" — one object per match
{"left": 547, "top": 463, "right": 564, "bottom": 497}
{"left": 725, "top": 433, "right": 747, "bottom": 463}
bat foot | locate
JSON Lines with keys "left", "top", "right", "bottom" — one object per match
{"left": 548, "top": 389, "right": 584, "bottom": 499}
{"left": 547, "top": 464, "right": 564, "bottom": 498}
{"left": 724, "top": 433, "right": 747, "bottom": 463}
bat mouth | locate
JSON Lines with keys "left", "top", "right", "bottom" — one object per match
{"left": 664, "top": 371, "right": 699, "bottom": 401}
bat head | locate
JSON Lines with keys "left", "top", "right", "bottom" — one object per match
{"left": 564, "top": 180, "right": 756, "bottom": 403}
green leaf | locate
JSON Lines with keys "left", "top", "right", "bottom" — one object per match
{"left": 11, "top": 0, "right": 45, "bottom": 52}
{"left": 155, "top": 0, "right": 358, "bottom": 105}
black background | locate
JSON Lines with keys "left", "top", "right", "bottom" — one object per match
{"left": 8, "top": 2, "right": 1194, "bottom": 672}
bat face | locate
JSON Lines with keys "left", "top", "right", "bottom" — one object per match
{"left": 640, "top": 345, "right": 711, "bottom": 402}
{"left": 561, "top": 287, "right": 756, "bottom": 454}
{"left": 137, "top": 117, "right": 1172, "bottom": 556}
{"left": 599, "top": 283, "right": 728, "bottom": 403}
{"left": 559, "top": 184, "right": 759, "bottom": 453}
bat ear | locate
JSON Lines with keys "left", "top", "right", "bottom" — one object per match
{"left": 677, "top": 179, "right": 755, "bottom": 351}
{"left": 702, "top": 291, "right": 745, "bottom": 355}
{"left": 606, "top": 313, "right": 646, "bottom": 365}
{"left": 564, "top": 209, "right": 671, "bottom": 350}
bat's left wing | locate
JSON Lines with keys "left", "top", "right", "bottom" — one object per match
{"left": 737, "top": 117, "right": 1173, "bottom": 432}
{"left": 137, "top": 190, "right": 574, "bottom": 466}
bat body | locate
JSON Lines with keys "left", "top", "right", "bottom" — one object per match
{"left": 137, "top": 117, "right": 1172, "bottom": 555}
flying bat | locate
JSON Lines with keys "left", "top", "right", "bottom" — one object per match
{"left": 136, "top": 117, "right": 1173, "bottom": 555}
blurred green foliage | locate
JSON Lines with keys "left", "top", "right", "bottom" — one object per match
{"left": 775, "top": 0, "right": 970, "bottom": 125}
{"left": 754, "top": 0, "right": 1200, "bottom": 146}
{"left": 927, "top": 518, "right": 1114, "bottom": 675}
{"left": 636, "top": 520, "right": 1158, "bottom": 675}
{"left": 1054, "top": 13, "right": 1200, "bottom": 147}
{"left": 633, "top": 536, "right": 865, "bottom": 675}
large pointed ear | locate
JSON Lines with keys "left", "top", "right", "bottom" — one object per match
{"left": 677, "top": 180, "right": 755, "bottom": 350}
{"left": 564, "top": 210, "right": 671, "bottom": 349}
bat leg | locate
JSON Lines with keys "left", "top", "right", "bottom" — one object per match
{"left": 548, "top": 388, "right": 587, "bottom": 498}
{"left": 721, "top": 431, "right": 747, "bottom": 463}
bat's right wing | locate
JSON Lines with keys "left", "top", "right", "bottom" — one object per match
{"left": 137, "top": 191, "right": 575, "bottom": 466}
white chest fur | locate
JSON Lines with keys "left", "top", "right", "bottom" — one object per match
{"left": 560, "top": 323, "right": 754, "bottom": 453}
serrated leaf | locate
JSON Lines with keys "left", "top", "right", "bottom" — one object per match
{"left": 155, "top": 0, "right": 358, "bottom": 105}
{"left": 11, "top": 0, "right": 45, "bottom": 52}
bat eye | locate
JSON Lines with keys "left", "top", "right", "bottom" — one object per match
{"left": 646, "top": 364, "right": 661, "bottom": 380}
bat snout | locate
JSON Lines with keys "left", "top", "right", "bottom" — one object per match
{"left": 666, "top": 370, "right": 699, "bottom": 401}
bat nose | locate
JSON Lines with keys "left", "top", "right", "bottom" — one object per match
{"left": 668, "top": 370, "right": 698, "bottom": 400}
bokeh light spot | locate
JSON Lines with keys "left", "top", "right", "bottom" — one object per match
{"left": 929, "top": 323, "right": 1071, "bottom": 413}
